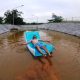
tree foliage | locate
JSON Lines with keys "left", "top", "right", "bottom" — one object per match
{"left": 48, "top": 14, "right": 63, "bottom": 23}
{"left": 4, "top": 9, "right": 26, "bottom": 25}
{"left": 0, "top": 17, "right": 3, "bottom": 24}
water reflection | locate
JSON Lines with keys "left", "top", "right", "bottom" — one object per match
{"left": 16, "top": 57, "right": 58, "bottom": 80}
{"left": 7, "top": 31, "right": 24, "bottom": 43}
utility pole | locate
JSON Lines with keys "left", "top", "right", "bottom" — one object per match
{"left": 12, "top": 5, "right": 24, "bottom": 25}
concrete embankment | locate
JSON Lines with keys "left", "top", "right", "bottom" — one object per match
{"left": 0, "top": 24, "right": 21, "bottom": 34}
{"left": 0, "top": 23, "right": 80, "bottom": 37}
{"left": 20, "top": 23, "right": 80, "bottom": 37}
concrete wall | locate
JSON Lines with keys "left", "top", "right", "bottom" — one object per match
{"left": 0, "top": 24, "right": 21, "bottom": 34}
{"left": 20, "top": 23, "right": 80, "bottom": 37}
{"left": 0, "top": 23, "right": 80, "bottom": 37}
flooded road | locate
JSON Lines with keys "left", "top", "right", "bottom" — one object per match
{"left": 0, "top": 30, "right": 80, "bottom": 80}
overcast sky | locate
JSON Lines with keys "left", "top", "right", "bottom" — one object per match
{"left": 0, "top": 0, "right": 80, "bottom": 22}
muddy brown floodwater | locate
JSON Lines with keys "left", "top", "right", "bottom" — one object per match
{"left": 0, "top": 30, "right": 80, "bottom": 80}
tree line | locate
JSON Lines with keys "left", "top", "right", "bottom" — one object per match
{"left": 0, "top": 10, "right": 63, "bottom": 25}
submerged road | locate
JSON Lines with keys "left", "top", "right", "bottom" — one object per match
{"left": 0, "top": 30, "right": 80, "bottom": 80}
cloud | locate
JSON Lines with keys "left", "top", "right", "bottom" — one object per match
{"left": 0, "top": 0, "right": 80, "bottom": 22}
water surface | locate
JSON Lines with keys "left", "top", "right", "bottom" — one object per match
{"left": 0, "top": 30, "right": 80, "bottom": 80}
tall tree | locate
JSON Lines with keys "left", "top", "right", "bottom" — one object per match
{"left": 4, "top": 9, "right": 26, "bottom": 25}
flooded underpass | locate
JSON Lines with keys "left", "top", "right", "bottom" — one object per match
{"left": 0, "top": 30, "right": 80, "bottom": 80}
